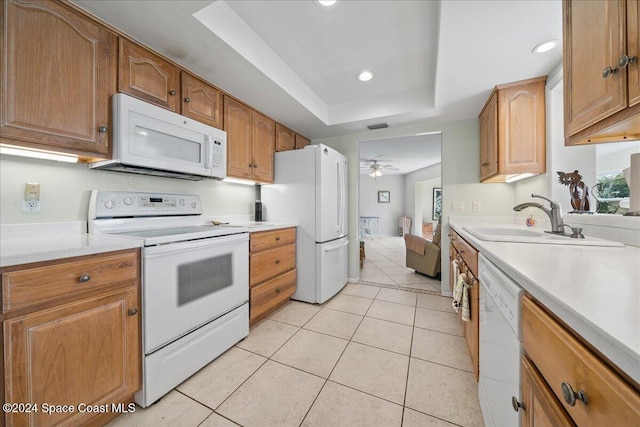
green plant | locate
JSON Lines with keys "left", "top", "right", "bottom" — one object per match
{"left": 594, "top": 173, "right": 630, "bottom": 198}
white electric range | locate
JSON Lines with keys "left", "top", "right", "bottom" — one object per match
{"left": 88, "top": 190, "right": 249, "bottom": 407}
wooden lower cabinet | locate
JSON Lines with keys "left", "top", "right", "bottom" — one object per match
{"left": 449, "top": 229, "right": 479, "bottom": 380}
{"left": 521, "top": 295, "right": 640, "bottom": 426}
{"left": 521, "top": 356, "right": 576, "bottom": 427}
{"left": 1, "top": 249, "right": 141, "bottom": 426}
{"left": 249, "top": 228, "right": 296, "bottom": 325}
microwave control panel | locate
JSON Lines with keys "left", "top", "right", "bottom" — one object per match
{"left": 210, "top": 140, "right": 224, "bottom": 169}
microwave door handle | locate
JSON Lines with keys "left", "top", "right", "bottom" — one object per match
{"left": 204, "top": 135, "right": 212, "bottom": 169}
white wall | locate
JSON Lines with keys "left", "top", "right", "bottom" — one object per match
{"left": 359, "top": 174, "right": 406, "bottom": 236}
{"left": 0, "top": 154, "right": 257, "bottom": 224}
{"left": 405, "top": 163, "right": 441, "bottom": 235}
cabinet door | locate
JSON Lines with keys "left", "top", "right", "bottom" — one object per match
{"left": 252, "top": 111, "right": 275, "bottom": 183}
{"left": 224, "top": 96, "right": 253, "bottom": 180}
{"left": 463, "top": 272, "right": 479, "bottom": 381}
{"left": 1, "top": 0, "right": 116, "bottom": 157}
{"left": 119, "top": 39, "right": 180, "bottom": 112}
{"left": 181, "top": 72, "right": 223, "bottom": 128}
{"left": 479, "top": 91, "right": 498, "bottom": 181}
{"left": 275, "top": 124, "right": 295, "bottom": 152}
{"left": 295, "top": 133, "right": 310, "bottom": 149}
{"left": 498, "top": 79, "right": 546, "bottom": 175}
{"left": 563, "top": 0, "right": 627, "bottom": 136}
{"left": 628, "top": 0, "right": 640, "bottom": 107}
{"left": 521, "top": 356, "right": 575, "bottom": 427}
{"left": 4, "top": 287, "right": 140, "bottom": 427}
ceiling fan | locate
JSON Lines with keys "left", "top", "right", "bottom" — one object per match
{"left": 360, "top": 160, "right": 398, "bottom": 178}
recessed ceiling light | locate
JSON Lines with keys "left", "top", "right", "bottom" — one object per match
{"left": 316, "top": 0, "right": 337, "bottom": 7}
{"left": 357, "top": 70, "right": 374, "bottom": 82}
{"left": 532, "top": 39, "right": 558, "bottom": 54}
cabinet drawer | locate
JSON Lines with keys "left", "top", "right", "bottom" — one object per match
{"left": 250, "top": 269, "right": 296, "bottom": 324}
{"left": 522, "top": 297, "right": 640, "bottom": 426}
{"left": 250, "top": 228, "right": 296, "bottom": 252}
{"left": 451, "top": 231, "right": 478, "bottom": 275}
{"left": 2, "top": 250, "right": 139, "bottom": 314}
{"left": 250, "top": 244, "right": 296, "bottom": 286}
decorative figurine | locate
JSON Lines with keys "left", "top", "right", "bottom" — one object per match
{"left": 557, "top": 170, "right": 590, "bottom": 212}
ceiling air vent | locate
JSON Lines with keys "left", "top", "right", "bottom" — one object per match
{"left": 367, "top": 123, "right": 388, "bottom": 130}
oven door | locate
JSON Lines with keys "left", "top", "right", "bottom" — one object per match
{"left": 142, "top": 233, "right": 248, "bottom": 354}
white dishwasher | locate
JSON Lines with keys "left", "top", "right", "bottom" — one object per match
{"left": 478, "top": 253, "right": 524, "bottom": 427}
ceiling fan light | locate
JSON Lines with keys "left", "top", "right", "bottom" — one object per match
{"left": 369, "top": 171, "right": 376, "bottom": 178}
{"left": 375, "top": 170, "right": 383, "bottom": 177}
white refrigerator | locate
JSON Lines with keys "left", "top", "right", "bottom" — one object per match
{"left": 262, "top": 144, "right": 348, "bottom": 303}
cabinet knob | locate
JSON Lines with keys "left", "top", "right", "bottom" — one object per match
{"left": 253, "top": 164, "right": 258, "bottom": 168}
{"left": 275, "top": 259, "right": 280, "bottom": 264}
{"left": 128, "top": 308, "right": 138, "bottom": 316}
{"left": 98, "top": 126, "right": 108, "bottom": 133}
{"left": 275, "top": 236, "right": 281, "bottom": 241}
{"left": 618, "top": 54, "right": 637, "bottom": 69}
{"left": 169, "top": 90, "right": 176, "bottom": 96}
{"left": 249, "top": 163, "right": 254, "bottom": 168}
{"left": 602, "top": 65, "right": 619, "bottom": 78}
{"left": 561, "top": 382, "right": 588, "bottom": 406}
{"left": 79, "top": 274, "right": 91, "bottom": 283}
{"left": 481, "top": 162, "right": 488, "bottom": 167}
{"left": 184, "top": 97, "right": 191, "bottom": 103}
{"left": 511, "top": 396, "right": 525, "bottom": 412}
{"left": 275, "top": 288, "right": 281, "bottom": 294}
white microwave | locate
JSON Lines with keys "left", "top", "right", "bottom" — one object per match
{"left": 90, "top": 93, "right": 226, "bottom": 180}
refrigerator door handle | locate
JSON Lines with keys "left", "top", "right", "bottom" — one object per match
{"left": 324, "top": 240, "right": 349, "bottom": 252}
{"left": 336, "top": 162, "right": 342, "bottom": 233}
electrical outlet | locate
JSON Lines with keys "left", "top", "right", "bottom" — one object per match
{"left": 21, "top": 182, "right": 41, "bottom": 212}
{"left": 473, "top": 201, "right": 482, "bottom": 212}
{"left": 451, "top": 202, "right": 465, "bottom": 212}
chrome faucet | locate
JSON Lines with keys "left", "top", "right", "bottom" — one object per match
{"left": 513, "top": 194, "right": 565, "bottom": 234}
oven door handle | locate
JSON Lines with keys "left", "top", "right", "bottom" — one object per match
{"left": 145, "top": 232, "right": 248, "bottom": 257}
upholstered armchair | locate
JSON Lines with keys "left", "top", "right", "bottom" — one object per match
{"left": 404, "top": 221, "right": 441, "bottom": 279}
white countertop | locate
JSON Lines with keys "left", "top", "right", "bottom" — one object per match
{"left": 449, "top": 217, "right": 640, "bottom": 385}
{"left": 229, "top": 222, "right": 297, "bottom": 232}
{"left": 1, "top": 222, "right": 143, "bottom": 267}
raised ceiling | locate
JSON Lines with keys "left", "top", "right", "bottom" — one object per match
{"left": 71, "top": 0, "right": 563, "bottom": 141}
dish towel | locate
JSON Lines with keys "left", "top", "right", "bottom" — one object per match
{"left": 461, "top": 281, "right": 471, "bottom": 322}
{"left": 452, "top": 271, "right": 466, "bottom": 313}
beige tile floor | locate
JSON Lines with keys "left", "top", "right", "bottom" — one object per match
{"left": 108, "top": 286, "right": 484, "bottom": 427}
{"left": 359, "top": 236, "right": 442, "bottom": 293}
{"left": 107, "top": 237, "right": 485, "bottom": 427}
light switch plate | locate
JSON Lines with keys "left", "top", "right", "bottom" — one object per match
{"left": 452, "top": 202, "right": 465, "bottom": 212}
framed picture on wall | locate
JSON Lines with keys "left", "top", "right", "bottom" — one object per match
{"left": 378, "top": 191, "right": 390, "bottom": 203}
{"left": 433, "top": 188, "right": 442, "bottom": 220}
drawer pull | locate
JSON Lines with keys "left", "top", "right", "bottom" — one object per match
{"left": 512, "top": 396, "right": 525, "bottom": 412}
{"left": 561, "top": 382, "right": 588, "bottom": 406}
{"left": 128, "top": 308, "right": 138, "bottom": 316}
{"left": 79, "top": 274, "right": 91, "bottom": 283}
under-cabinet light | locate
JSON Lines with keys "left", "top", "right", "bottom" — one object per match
{"left": 532, "top": 39, "right": 558, "bottom": 54}
{"left": 223, "top": 177, "right": 258, "bottom": 186}
{"left": 0, "top": 144, "right": 79, "bottom": 163}
{"left": 504, "top": 173, "right": 535, "bottom": 183}
{"left": 357, "top": 70, "right": 374, "bottom": 82}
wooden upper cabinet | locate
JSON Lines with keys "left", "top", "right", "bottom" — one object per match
{"left": 225, "top": 96, "right": 253, "bottom": 180}
{"left": 276, "top": 124, "right": 295, "bottom": 152}
{"left": 224, "top": 95, "right": 275, "bottom": 183}
{"left": 295, "top": 133, "right": 311, "bottom": 149}
{"left": 181, "top": 72, "right": 223, "bottom": 129}
{"left": 564, "top": 0, "right": 640, "bottom": 145}
{"left": 252, "top": 111, "right": 275, "bottom": 182}
{"left": 119, "top": 38, "right": 180, "bottom": 112}
{"left": 479, "top": 91, "right": 499, "bottom": 181}
{"left": 479, "top": 76, "right": 546, "bottom": 183}
{"left": 628, "top": 0, "right": 640, "bottom": 107}
{"left": 0, "top": 0, "right": 116, "bottom": 158}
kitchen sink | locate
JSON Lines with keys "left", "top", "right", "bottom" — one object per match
{"left": 462, "top": 225, "right": 624, "bottom": 247}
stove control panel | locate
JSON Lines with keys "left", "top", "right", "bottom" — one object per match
{"left": 90, "top": 190, "right": 202, "bottom": 218}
